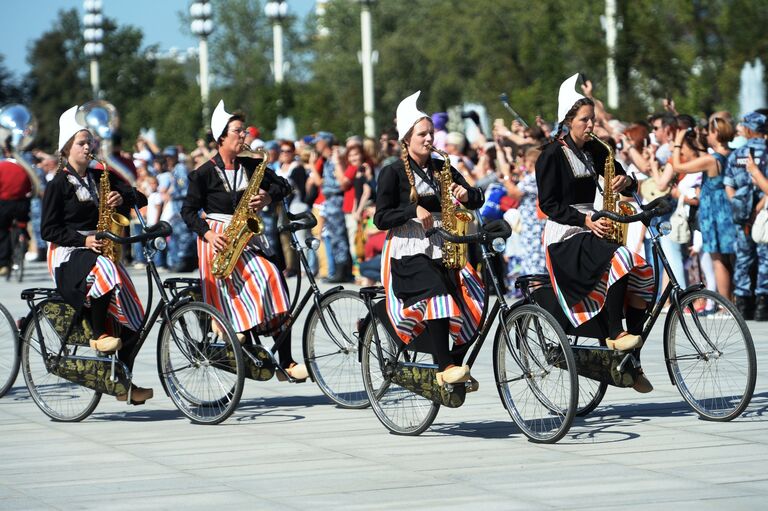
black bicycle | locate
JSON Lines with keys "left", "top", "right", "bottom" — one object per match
{"left": 6, "top": 220, "right": 30, "bottom": 283}
{"left": 0, "top": 301, "right": 19, "bottom": 398}
{"left": 167, "top": 200, "right": 370, "bottom": 409}
{"left": 520, "top": 196, "right": 756, "bottom": 421}
{"left": 19, "top": 218, "right": 246, "bottom": 424}
{"left": 359, "top": 217, "right": 580, "bottom": 442}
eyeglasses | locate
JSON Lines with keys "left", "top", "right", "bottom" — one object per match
{"left": 228, "top": 127, "right": 247, "bottom": 136}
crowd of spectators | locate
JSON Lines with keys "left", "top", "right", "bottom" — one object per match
{"left": 2, "top": 83, "right": 766, "bottom": 322}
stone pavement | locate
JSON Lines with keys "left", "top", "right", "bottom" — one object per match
{"left": 1, "top": 261, "right": 767, "bottom": 510}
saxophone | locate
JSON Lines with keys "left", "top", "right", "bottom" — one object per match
{"left": 430, "top": 145, "right": 472, "bottom": 269}
{"left": 91, "top": 154, "right": 131, "bottom": 262}
{"left": 210, "top": 145, "right": 268, "bottom": 279}
{"left": 588, "top": 133, "right": 635, "bottom": 245}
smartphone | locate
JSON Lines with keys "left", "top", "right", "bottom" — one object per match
{"left": 579, "top": 73, "right": 589, "bottom": 84}
{"left": 749, "top": 147, "right": 756, "bottom": 159}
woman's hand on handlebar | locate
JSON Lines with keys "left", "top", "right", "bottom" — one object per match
{"left": 204, "top": 230, "right": 229, "bottom": 253}
{"left": 85, "top": 234, "right": 103, "bottom": 254}
{"left": 585, "top": 214, "right": 610, "bottom": 238}
{"left": 416, "top": 205, "right": 434, "bottom": 231}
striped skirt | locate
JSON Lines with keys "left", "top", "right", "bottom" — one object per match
{"left": 381, "top": 239, "right": 484, "bottom": 346}
{"left": 546, "top": 245, "right": 655, "bottom": 327}
{"left": 198, "top": 218, "right": 290, "bottom": 333}
{"left": 47, "top": 244, "right": 144, "bottom": 332}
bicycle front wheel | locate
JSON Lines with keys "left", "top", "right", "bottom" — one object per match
{"left": 304, "top": 290, "right": 369, "bottom": 409}
{"left": 158, "top": 302, "right": 245, "bottom": 425}
{"left": 361, "top": 318, "right": 439, "bottom": 435}
{"left": 493, "top": 305, "right": 577, "bottom": 443}
{"left": 0, "top": 303, "right": 20, "bottom": 397}
{"left": 665, "top": 290, "right": 756, "bottom": 421}
{"left": 21, "top": 309, "right": 101, "bottom": 421}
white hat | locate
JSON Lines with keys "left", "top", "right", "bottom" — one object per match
{"left": 396, "top": 90, "right": 429, "bottom": 141}
{"left": 557, "top": 73, "right": 586, "bottom": 124}
{"left": 211, "top": 99, "right": 235, "bottom": 141}
{"left": 57, "top": 105, "right": 87, "bottom": 152}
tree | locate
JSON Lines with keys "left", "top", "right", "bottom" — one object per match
{"left": 0, "top": 54, "right": 25, "bottom": 105}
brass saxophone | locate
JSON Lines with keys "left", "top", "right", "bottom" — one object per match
{"left": 430, "top": 145, "right": 472, "bottom": 269}
{"left": 588, "top": 133, "right": 635, "bottom": 245}
{"left": 210, "top": 145, "right": 268, "bottom": 279}
{"left": 91, "top": 154, "right": 130, "bottom": 262}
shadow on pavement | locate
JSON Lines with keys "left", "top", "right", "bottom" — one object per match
{"left": 429, "top": 420, "right": 521, "bottom": 439}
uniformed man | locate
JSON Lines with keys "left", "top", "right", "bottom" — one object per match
{"left": 725, "top": 111, "right": 768, "bottom": 320}
{"left": 164, "top": 146, "right": 196, "bottom": 272}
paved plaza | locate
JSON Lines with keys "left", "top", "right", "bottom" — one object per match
{"left": 1, "top": 261, "right": 767, "bottom": 510}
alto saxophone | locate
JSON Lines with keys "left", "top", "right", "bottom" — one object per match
{"left": 430, "top": 145, "right": 472, "bottom": 269}
{"left": 210, "top": 145, "right": 268, "bottom": 279}
{"left": 588, "top": 133, "right": 635, "bottom": 245}
{"left": 91, "top": 154, "right": 130, "bottom": 263}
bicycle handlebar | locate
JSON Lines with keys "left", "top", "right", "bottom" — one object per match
{"left": 591, "top": 196, "right": 673, "bottom": 224}
{"left": 279, "top": 209, "right": 318, "bottom": 233}
{"left": 425, "top": 219, "right": 512, "bottom": 245}
{"left": 95, "top": 221, "right": 173, "bottom": 245}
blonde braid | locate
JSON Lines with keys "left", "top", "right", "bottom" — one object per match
{"left": 400, "top": 142, "right": 418, "bottom": 204}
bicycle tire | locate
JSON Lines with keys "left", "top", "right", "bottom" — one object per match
{"left": 303, "top": 289, "right": 369, "bottom": 409}
{"left": 0, "top": 303, "right": 20, "bottom": 397}
{"left": 493, "top": 304, "right": 578, "bottom": 443}
{"left": 664, "top": 289, "right": 756, "bottom": 421}
{"left": 157, "top": 302, "right": 245, "bottom": 425}
{"left": 20, "top": 307, "right": 101, "bottom": 422}
{"left": 361, "top": 317, "right": 439, "bottom": 435}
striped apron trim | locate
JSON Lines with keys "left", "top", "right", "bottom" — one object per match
{"left": 47, "top": 244, "right": 145, "bottom": 332}
{"left": 546, "top": 245, "right": 654, "bottom": 327}
{"left": 198, "top": 218, "right": 289, "bottom": 333}
{"left": 381, "top": 239, "right": 485, "bottom": 346}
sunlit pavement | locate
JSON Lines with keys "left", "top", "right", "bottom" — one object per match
{"left": 1, "top": 260, "right": 766, "bottom": 510}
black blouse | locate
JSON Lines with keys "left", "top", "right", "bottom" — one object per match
{"left": 182, "top": 152, "right": 292, "bottom": 238}
{"left": 41, "top": 165, "right": 144, "bottom": 248}
{"left": 535, "top": 136, "right": 636, "bottom": 227}
{"left": 374, "top": 156, "right": 484, "bottom": 230}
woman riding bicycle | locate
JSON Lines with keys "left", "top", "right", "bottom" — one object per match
{"left": 40, "top": 105, "right": 152, "bottom": 404}
{"left": 374, "top": 91, "right": 485, "bottom": 387}
{"left": 181, "top": 100, "right": 308, "bottom": 381}
{"left": 535, "top": 74, "right": 655, "bottom": 393}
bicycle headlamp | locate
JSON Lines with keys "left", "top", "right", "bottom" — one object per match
{"left": 154, "top": 237, "right": 167, "bottom": 251}
{"left": 658, "top": 221, "right": 672, "bottom": 236}
{"left": 491, "top": 237, "right": 506, "bottom": 253}
{"left": 306, "top": 237, "right": 321, "bottom": 251}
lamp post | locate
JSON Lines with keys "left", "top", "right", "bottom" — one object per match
{"left": 604, "top": 0, "right": 619, "bottom": 109}
{"left": 359, "top": 0, "right": 376, "bottom": 137}
{"left": 265, "top": 1, "right": 288, "bottom": 84}
{"left": 190, "top": 1, "right": 214, "bottom": 127}
{"left": 83, "top": 0, "right": 104, "bottom": 99}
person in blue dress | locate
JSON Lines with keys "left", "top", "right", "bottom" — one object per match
{"left": 661, "top": 114, "right": 737, "bottom": 307}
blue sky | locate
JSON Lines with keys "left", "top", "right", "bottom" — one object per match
{"left": 3, "top": 0, "right": 315, "bottom": 78}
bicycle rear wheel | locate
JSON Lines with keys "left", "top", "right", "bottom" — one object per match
{"left": 304, "top": 290, "right": 369, "bottom": 409}
{"left": 0, "top": 303, "right": 20, "bottom": 397}
{"left": 157, "top": 302, "right": 245, "bottom": 425}
{"left": 665, "top": 290, "right": 756, "bottom": 421}
{"left": 361, "top": 318, "right": 439, "bottom": 435}
{"left": 571, "top": 337, "right": 608, "bottom": 416}
{"left": 21, "top": 308, "right": 101, "bottom": 421}
{"left": 493, "top": 305, "right": 577, "bottom": 443}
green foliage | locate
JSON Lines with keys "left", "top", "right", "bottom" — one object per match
{"left": 7, "top": 0, "right": 768, "bottom": 151}
{"left": 0, "top": 55, "right": 24, "bottom": 105}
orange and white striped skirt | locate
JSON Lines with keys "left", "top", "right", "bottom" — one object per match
{"left": 198, "top": 218, "right": 290, "bottom": 333}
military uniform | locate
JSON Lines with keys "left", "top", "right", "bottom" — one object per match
{"left": 724, "top": 136, "right": 768, "bottom": 319}
{"left": 167, "top": 161, "right": 196, "bottom": 271}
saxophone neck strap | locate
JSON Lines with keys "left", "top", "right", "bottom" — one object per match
{"left": 64, "top": 164, "right": 100, "bottom": 204}
{"left": 211, "top": 153, "right": 242, "bottom": 210}
{"left": 560, "top": 135, "right": 602, "bottom": 192}
{"left": 408, "top": 156, "right": 440, "bottom": 195}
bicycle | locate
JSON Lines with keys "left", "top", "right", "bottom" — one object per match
{"left": 359, "top": 217, "right": 580, "bottom": 443}
{"left": 519, "top": 196, "right": 756, "bottom": 422}
{"left": 0, "top": 301, "right": 19, "bottom": 397}
{"left": 19, "top": 217, "right": 246, "bottom": 424}
{"left": 6, "top": 219, "right": 30, "bottom": 283}
{"left": 166, "top": 199, "right": 370, "bottom": 409}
